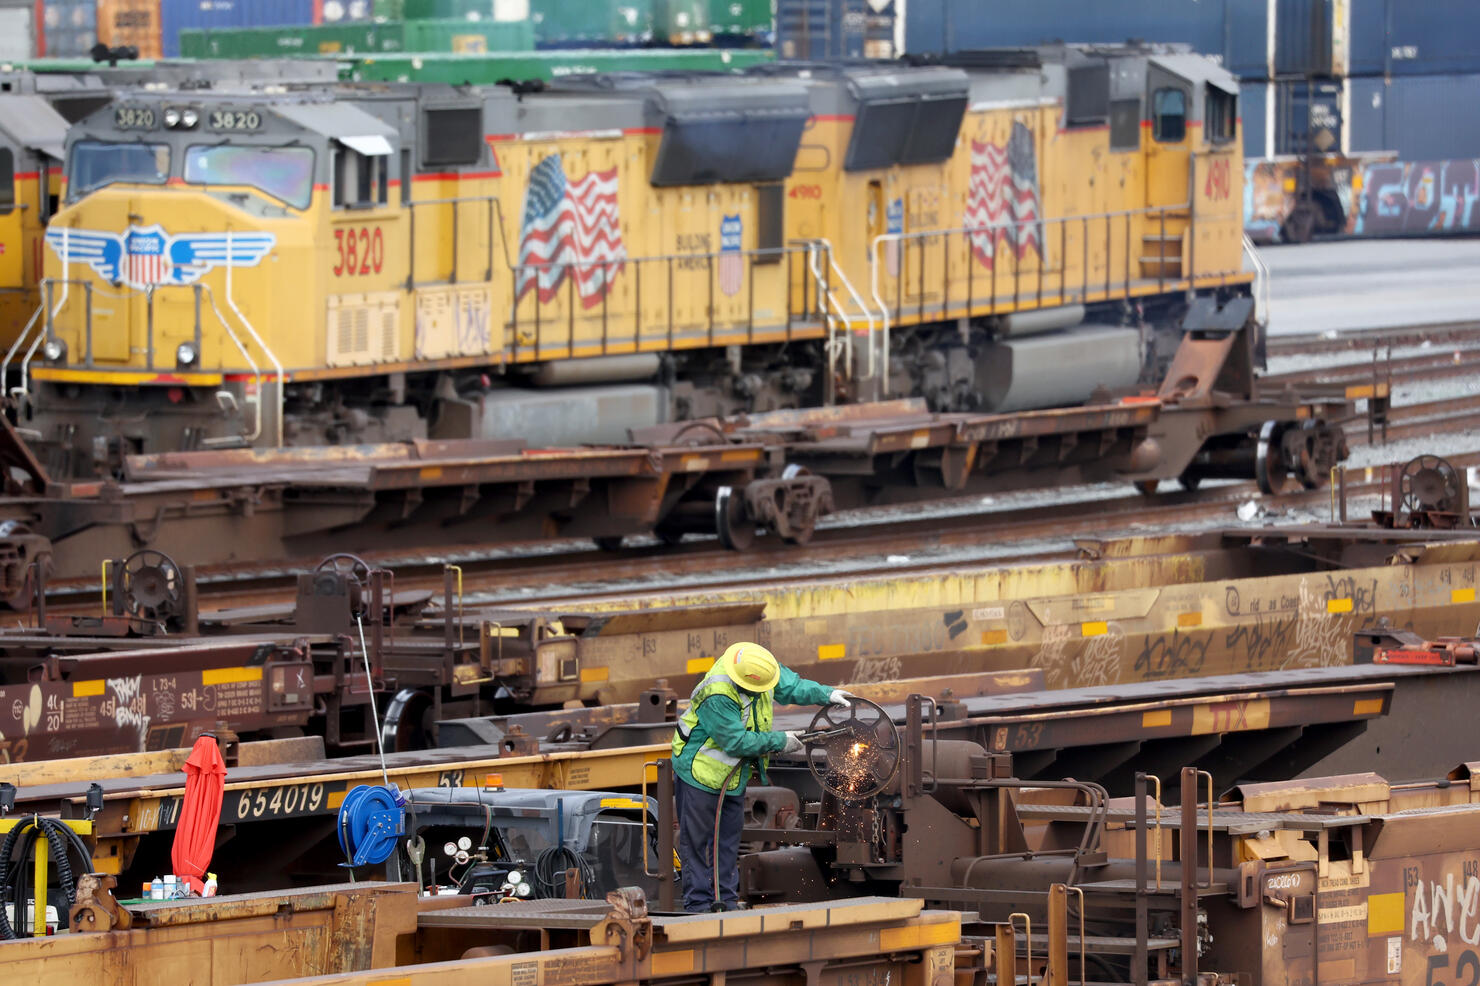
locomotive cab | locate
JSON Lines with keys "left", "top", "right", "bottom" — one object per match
{"left": 36, "top": 91, "right": 406, "bottom": 469}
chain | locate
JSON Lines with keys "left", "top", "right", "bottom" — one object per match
{"left": 870, "top": 801, "right": 881, "bottom": 861}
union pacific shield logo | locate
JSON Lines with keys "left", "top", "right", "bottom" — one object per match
{"left": 45, "top": 224, "right": 276, "bottom": 291}
{"left": 718, "top": 214, "right": 743, "bottom": 297}
{"left": 885, "top": 197, "right": 903, "bottom": 277}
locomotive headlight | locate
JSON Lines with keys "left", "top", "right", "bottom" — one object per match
{"left": 176, "top": 342, "right": 198, "bottom": 366}
{"left": 164, "top": 108, "right": 181, "bottom": 128}
{"left": 42, "top": 339, "right": 65, "bottom": 362}
{"left": 181, "top": 109, "right": 199, "bottom": 128}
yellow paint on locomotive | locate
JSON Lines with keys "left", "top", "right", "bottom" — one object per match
{"left": 0, "top": 170, "right": 58, "bottom": 352}
{"left": 34, "top": 64, "right": 1250, "bottom": 393}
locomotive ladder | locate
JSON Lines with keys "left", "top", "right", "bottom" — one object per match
{"left": 798, "top": 239, "right": 882, "bottom": 403}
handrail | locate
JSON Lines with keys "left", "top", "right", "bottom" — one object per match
{"left": 869, "top": 201, "right": 1210, "bottom": 334}
{"left": 795, "top": 238, "right": 880, "bottom": 393}
{"left": 223, "top": 229, "right": 285, "bottom": 447}
{"left": 802, "top": 242, "right": 848, "bottom": 390}
{"left": 820, "top": 240, "right": 880, "bottom": 387}
{"left": 195, "top": 281, "right": 264, "bottom": 444}
{"left": 1242, "top": 233, "right": 1271, "bottom": 328}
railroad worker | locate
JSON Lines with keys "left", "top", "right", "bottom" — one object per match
{"left": 670, "top": 641, "right": 854, "bottom": 912}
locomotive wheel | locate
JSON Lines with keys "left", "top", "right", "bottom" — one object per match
{"left": 1255, "top": 421, "right": 1286, "bottom": 496}
{"left": 1177, "top": 473, "right": 1202, "bottom": 492}
{"left": 380, "top": 688, "right": 435, "bottom": 752}
{"left": 714, "top": 485, "right": 754, "bottom": 551}
{"left": 1134, "top": 479, "right": 1160, "bottom": 496}
{"left": 594, "top": 535, "right": 625, "bottom": 552}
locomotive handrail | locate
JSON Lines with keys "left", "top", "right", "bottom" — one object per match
{"left": 806, "top": 238, "right": 880, "bottom": 391}
{"left": 505, "top": 244, "right": 816, "bottom": 364}
{"left": 869, "top": 200, "right": 1200, "bottom": 360}
{"left": 1242, "top": 234, "right": 1270, "bottom": 329}
{"left": 223, "top": 229, "right": 285, "bottom": 447}
{"left": 193, "top": 281, "right": 265, "bottom": 445}
{"left": 794, "top": 239, "right": 880, "bottom": 398}
{"left": 405, "top": 194, "right": 498, "bottom": 289}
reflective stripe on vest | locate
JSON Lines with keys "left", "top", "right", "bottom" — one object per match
{"left": 671, "top": 672, "right": 774, "bottom": 792}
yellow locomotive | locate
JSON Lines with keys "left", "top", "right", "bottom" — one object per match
{"left": 25, "top": 46, "right": 1251, "bottom": 474}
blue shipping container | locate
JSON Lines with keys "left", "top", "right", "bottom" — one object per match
{"left": 902, "top": 0, "right": 1270, "bottom": 79}
{"left": 1347, "top": 74, "right": 1480, "bottom": 161}
{"left": 778, "top": 0, "right": 897, "bottom": 60}
{"left": 1240, "top": 81, "right": 1269, "bottom": 160}
{"left": 160, "top": 0, "right": 318, "bottom": 57}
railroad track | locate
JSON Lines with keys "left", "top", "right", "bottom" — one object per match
{"left": 1267, "top": 320, "right": 1480, "bottom": 357}
{"left": 1264, "top": 348, "right": 1480, "bottom": 388}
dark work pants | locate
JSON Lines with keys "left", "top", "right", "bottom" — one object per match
{"left": 675, "top": 776, "right": 744, "bottom": 912}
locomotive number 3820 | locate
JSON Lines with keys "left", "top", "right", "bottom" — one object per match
{"left": 332, "top": 226, "right": 385, "bottom": 277}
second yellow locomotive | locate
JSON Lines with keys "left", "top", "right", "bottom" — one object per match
{"left": 27, "top": 46, "right": 1251, "bottom": 474}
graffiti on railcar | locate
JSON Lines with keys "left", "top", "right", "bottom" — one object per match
{"left": 1356, "top": 159, "right": 1480, "bottom": 236}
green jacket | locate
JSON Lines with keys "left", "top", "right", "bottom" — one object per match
{"left": 672, "top": 663, "right": 833, "bottom": 796}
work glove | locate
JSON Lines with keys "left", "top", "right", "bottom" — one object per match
{"left": 781, "top": 731, "right": 805, "bottom": 755}
{"left": 828, "top": 689, "right": 857, "bottom": 708}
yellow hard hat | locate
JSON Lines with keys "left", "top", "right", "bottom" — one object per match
{"left": 720, "top": 642, "right": 780, "bottom": 692}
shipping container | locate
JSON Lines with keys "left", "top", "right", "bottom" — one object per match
{"left": 1273, "top": 77, "right": 1342, "bottom": 156}
{"left": 777, "top": 0, "right": 895, "bottom": 60}
{"left": 529, "top": 0, "right": 699, "bottom": 47}
{"left": 1270, "top": 0, "right": 1480, "bottom": 79}
{"left": 0, "top": 5, "right": 36, "bottom": 60}
{"left": 160, "top": 0, "right": 317, "bottom": 57}
{"left": 40, "top": 0, "right": 98, "bottom": 58}
{"left": 344, "top": 46, "right": 775, "bottom": 83}
{"left": 180, "top": 17, "right": 534, "bottom": 57}
{"left": 1240, "top": 80, "right": 1269, "bottom": 160}
{"left": 710, "top": 0, "right": 772, "bottom": 45}
{"left": 1346, "top": 73, "right": 1480, "bottom": 161}
{"left": 901, "top": 0, "right": 1269, "bottom": 79}
{"left": 98, "top": 0, "right": 164, "bottom": 59}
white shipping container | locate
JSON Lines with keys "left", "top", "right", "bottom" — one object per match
{"left": 0, "top": 6, "right": 35, "bottom": 61}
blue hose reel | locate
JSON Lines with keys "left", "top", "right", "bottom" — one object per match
{"left": 337, "top": 784, "right": 405, "bottom": 867}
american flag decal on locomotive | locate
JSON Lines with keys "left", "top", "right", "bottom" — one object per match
{"left": 45, "top": 224, "right": 276, "bottom": 291}
{"left": 718, "top": 214, "right": 743, "bottom": 297}
{"left": 966, "top": 121, "right": 1043, "bottom": 267}
{"left": 515, "top": 154, "right": 626, "bottom": 308}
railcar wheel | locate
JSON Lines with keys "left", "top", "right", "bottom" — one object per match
{"left": 381, "top": 688, "right": 435, "bottom": 752}
{"left": 714, "top": 485, "right": 754, "bottom": 551}
{"left": 1255, "top": 421, "right": 1286, "bottom": 496}
{"left": 1134, "top": 480, "right": 1160, "bottom": 496}
{"left": 594, "top": 536, "right": 625, "bottom": 552}
{"left": 1177, "top": 473, "right": 1202, "bottom": 492}
{"left": 1296, "top": 420, "right": 1324, "bottom": 490}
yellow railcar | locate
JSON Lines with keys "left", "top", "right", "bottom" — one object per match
{"left": 26, "top": 47, "right": 1259, "bottom": 475}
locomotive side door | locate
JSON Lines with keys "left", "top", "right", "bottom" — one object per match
{"left": 1143, "top": 63, "right": 1194, "bottom": 284}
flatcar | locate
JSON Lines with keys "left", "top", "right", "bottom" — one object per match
{"left": 22, "top": 46, "right": 1325, "bottom": 487}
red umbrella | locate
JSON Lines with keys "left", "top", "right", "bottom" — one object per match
{"left": 171, "top": 733, "right": 227, "bottom": 895}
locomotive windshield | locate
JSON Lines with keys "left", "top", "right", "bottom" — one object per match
{"left": 68, "top": 140, "right": 170, "bottom": 195}
{"left": 184, "top": 145, "right": 315, "bottom": 209}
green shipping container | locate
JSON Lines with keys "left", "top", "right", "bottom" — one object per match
{"left": 710, "top": 0, "right": 773, "bottom": 42}
{"left": 342, "top": 47, "right": 775, "bottom": 85}
{"left": 180, "top": 18, "right": 535, "bottom": 58}
{"left": 400, "top": 0, "right": 494, "bottom": 17}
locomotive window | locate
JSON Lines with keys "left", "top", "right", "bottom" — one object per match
{"left": 333, "top": 146, "right": 388, "bottom": 209}
{"left": 1152, "top": 88, "right": 1187, "bottom": 143}
{"left": 1205, "top": 87, "right": 1237, "bottom": 144}
{"left": 0, "top": 149, "right": 12, "bottom": 208}
{"left": 184, "top": 145, "right": 314, "bottom": 210}
{"left": 1109, "top": 99, "right": 1141, "bottom": 152}
{"left": 68, "top": 140, "right": 170, "bottom": 195}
